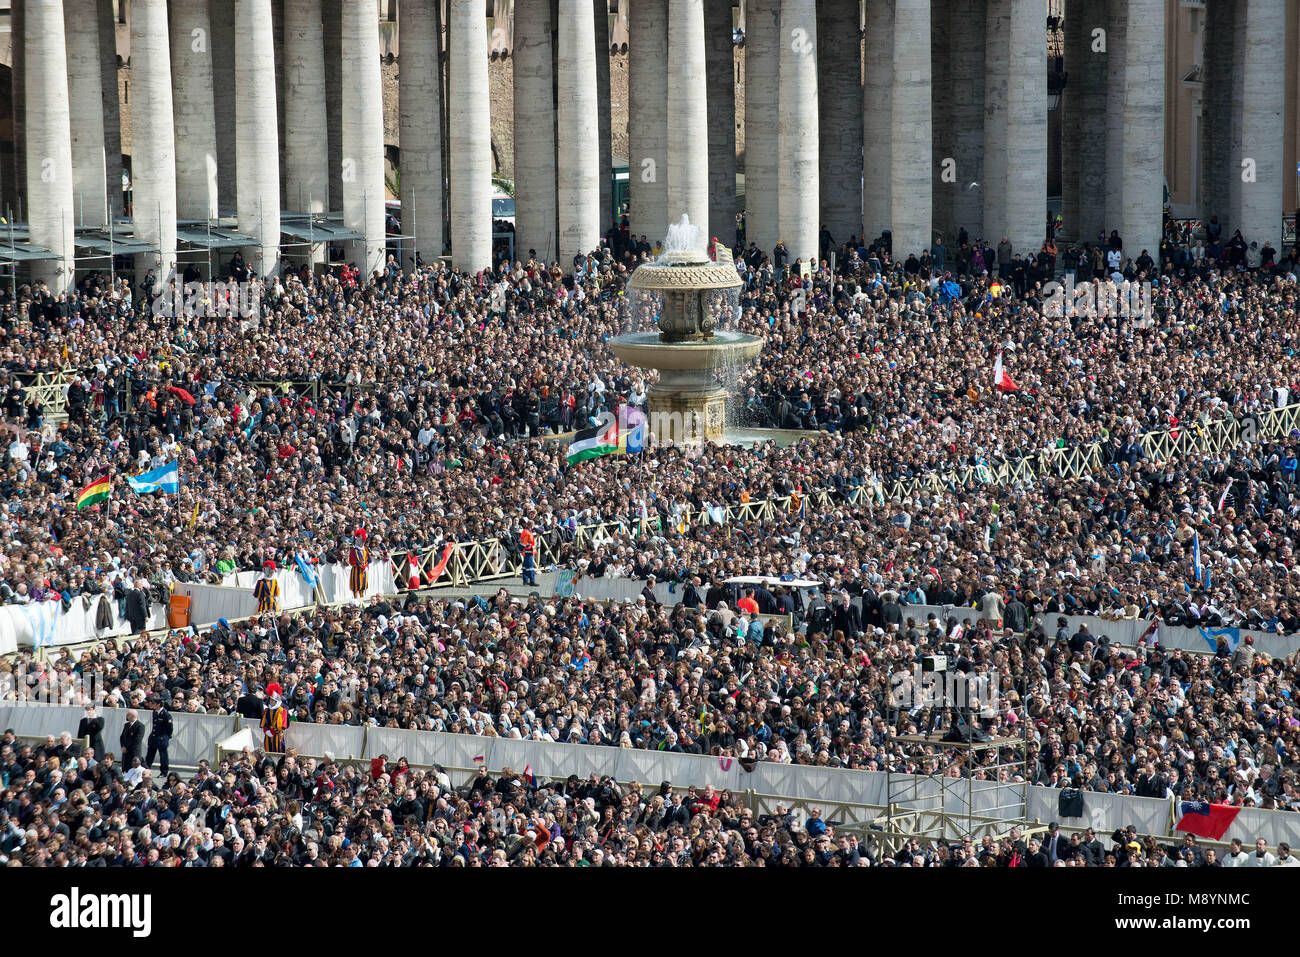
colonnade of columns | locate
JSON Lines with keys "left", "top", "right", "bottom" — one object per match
{"left": 9, "top": 1, "right": 1291, "bottom": 293}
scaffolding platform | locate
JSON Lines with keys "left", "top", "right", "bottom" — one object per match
{"left": 874, "top": 727, "right": 1036, "bottom": 857}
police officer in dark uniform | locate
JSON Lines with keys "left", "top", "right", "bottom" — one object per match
{"left": 145, "top": 696, "right": 173, "bottom": 777}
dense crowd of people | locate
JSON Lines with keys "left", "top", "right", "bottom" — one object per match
{"left": 1, "top": 215, "right": 1299, "bottom": 866}
{"left": 2, "top": 725, "right": 1296, "bottom": 866}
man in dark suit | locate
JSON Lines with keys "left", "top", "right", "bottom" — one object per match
{"left": 1042, "top": 822, "right": 1069, "bottom": 865}
{"left": 832, "top": 591, "right": 863, "bottom": 638}
{"left": 640, "top": 575, "right": 660, "bottom": 608}
{"left": 77, "top": 706, "right": 105, "bottom": 758}
{"left": 1080, "top": 828, "right": 1106, "bottom": 866}
{"left": 119, "top": 709, "right": 146, "bottom": 767}
{"left": 681, "top": 576, "right": 703, "bottom": 609}
{"left": 145, "top": 697, "right": 173, "bottom": 776}
{"left": 236, "top": 685, "right": 265, "bottom": 721}
{"left": 1024, "top": 837, "right": 1050, "bottom": 867}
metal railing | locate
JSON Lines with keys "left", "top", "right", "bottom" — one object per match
{"left": 375, "top": 402, "right": 1300, "bottom": 591}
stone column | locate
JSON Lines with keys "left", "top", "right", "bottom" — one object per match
{"left": 667, "top": 0, "right": 709, "bottom": 236}
{"left": 26, "top": 0, "right": 75, "bottom": 291}
{"left": 982, "top": 0, "right": 1009, "bottom": 247}
{"left": 949, "top": 0, "right": 985, "bottom": 241}
{"left": 272, "top": 0, "right": 287, "bottom": 209}
{"left": 131, "top": 0, "right": 178, "bottom": 279}
{"left": 1104, "top": 0, "right": 1126, "bottom": 236}
{"left": 595, "top": 0, "right": 613, "bottom": 226}
{"left": 285, "top": 0, "right": 331, "bottom": 249}
{"left": 1004, "top": 0, "right": 1045, "bottom": 257}
{"left": 1071, "top": 0, "right": 1107, "bottom": 244}
{"left": 401, "top": 0, "right": 446, "bottom": 267}
{"left": 66, "top": 8, "right": 108, "bottom": 226}
{"left": 705, "top": 0, "right": 736, "bottom": 246}
{"left": 323, "top": 0, "right": 344, "bottom": 213}
{"left": 1234, "top": 0, "right": 1285, "bottom": 244}
{"left": 930, "top": 0, "right": 954, "bottom": 244}
{"left": 340, "top": 0, "right": 386, "bottom": 274}
{"left": 557, "top": 0, "right": 601, "bottom": 265}
{"left": 12, "top": 0, "right": 24, "bottom": 219}
{"left": 98, "top": 0, "right": 123, "bottom": 217}
{"left": 891, "top": 0, "right": 931, "bottom": 260}
{"left": 1200, "top": 0, "right": 1234, "bottom": 221}
{"left": 171, "top": 0, "right": 220, "bottom": 222}
{"left": 1060, "top": 0, "right": 1083, "bottom": 241}
{"left": 818, "top": 0, "right": 862, "bottom": 245}
{"left": 629, "top": 0, "right": 668, "bottom": 247}
{"left": 211, "top": 0, "right": 238, "bottom": 211}
{"left": 449, "top": 0, "right": 493, "bottom": 271}
{"left": 862, "top": 0, "right": 893, "bottom": 244}
{"left": 513, "top": 0, "right": 557, "bottom": 260}
{"left": 1120, "top": 0, "right": 1164, "bottom": 267}
{"left": 778, "top": 0, "right": 819, "bottom": 265}
{"left": 235, "top": 0, "right": 282, "bottom": 277}
{"left": 744, "top": 0, "right": 779, "bottom": 256}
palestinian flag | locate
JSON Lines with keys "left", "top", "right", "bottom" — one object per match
{"left": 76, "top": 475, "right": 110, "bottom": 510}
{"left": 566, "top": 417, "right": 619, "bottom": 465}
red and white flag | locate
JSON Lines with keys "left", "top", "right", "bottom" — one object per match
{"left": 1217, "top": 479, "right": 1233, "bottom": 512}
{"left": 993, "top": 352, "right": 1019, "bottom": 393}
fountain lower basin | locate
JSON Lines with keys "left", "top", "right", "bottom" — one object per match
{"left": 608, "top": 330, "right": 764, "bottom": 445}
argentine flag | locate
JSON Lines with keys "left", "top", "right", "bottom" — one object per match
{"left": 126, "top": 460, "right": 180, "bottom": 495}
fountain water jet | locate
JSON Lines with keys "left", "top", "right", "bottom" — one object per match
{"left": 609, "top": 215, "right": 763, "bottom": 446}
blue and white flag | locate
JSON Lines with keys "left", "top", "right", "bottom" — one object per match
{"left": 1192, "top": 531, "right": 1203, "bottom": 582}
{"left": 126, "top": 460, "right": 179, "bottom": 495}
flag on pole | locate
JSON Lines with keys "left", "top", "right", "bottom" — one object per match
{"left": 620, "top": 405, "right": 646, "bottom": 454}
{"left": 567, "top": 417, "right": 619, "bottom": 465}
{"left": 76, "top": 475, "right": 111, "bottom": 510}
{"left": 126, "top": 460, "right": 180, "bottom": 494}
{"left": 189, "top": 500, "right": 200, "bottom": 529}
{"left": 993, "top": 352, "right": 1019, "bottom": 393}
{"left": 1192, "top": 531, "right": 1203, "bottom": 582}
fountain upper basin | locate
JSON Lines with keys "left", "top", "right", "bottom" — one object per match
{"left": 607, "top": 330, "right": 764, "bottom": 372}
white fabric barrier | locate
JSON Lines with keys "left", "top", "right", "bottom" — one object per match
{"left": 275, "top": 721, "right": 366, "bottom": 759}
{"left": 1222, "top": 806, "right": 1299, "bottom": 849}
{"left": 0, "top": 705, "right": 234, "bottom": 767}
{"left": 1028, "top": 785, "right": 1170, "bottom": 836}
{"left": 892, "top": 603, "right": 1298, "bottom": 658}
{"left": 318, "top": 560, "right": 396, "bottom": 605}
{"left": 0, "top": 594, "right": 167, "bottom": 651}
{"left": 176, "top": 582, "right": 258, "bottom": 627}
{"left": 194, "top": 559, "right": 395, "bottom": 624}
{"left": 167, "top": 713, "right": 239, "bottom": 766}
{"left": 2, "top": 703, "right": 1295, "bottom": 845}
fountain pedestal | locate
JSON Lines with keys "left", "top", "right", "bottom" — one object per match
{"left": 651, "top": 370, "right": 727, "bottom": 445}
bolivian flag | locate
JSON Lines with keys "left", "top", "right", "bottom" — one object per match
{"left": 76, "top": 475, "right": 110, "bottom": 510}
{"left": 567, "top": 417, "right": 619, "bottom": 465}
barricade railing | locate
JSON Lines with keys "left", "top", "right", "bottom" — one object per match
{"left": 373, "top": 403, "right": 1296, "bottom": 592}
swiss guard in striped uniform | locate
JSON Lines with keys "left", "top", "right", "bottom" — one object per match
{"left": 253, "top": 560, "right": 280, "bottom": 614}
{"left": 348, "top": 528, "right": 370, "bottom": 603}
{"left": 260, "top": 682, "right": 289, "bottom": 753}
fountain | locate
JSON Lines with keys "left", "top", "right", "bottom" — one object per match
{"left": 608, "top": 215, "right": 763, "bottom": 446}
